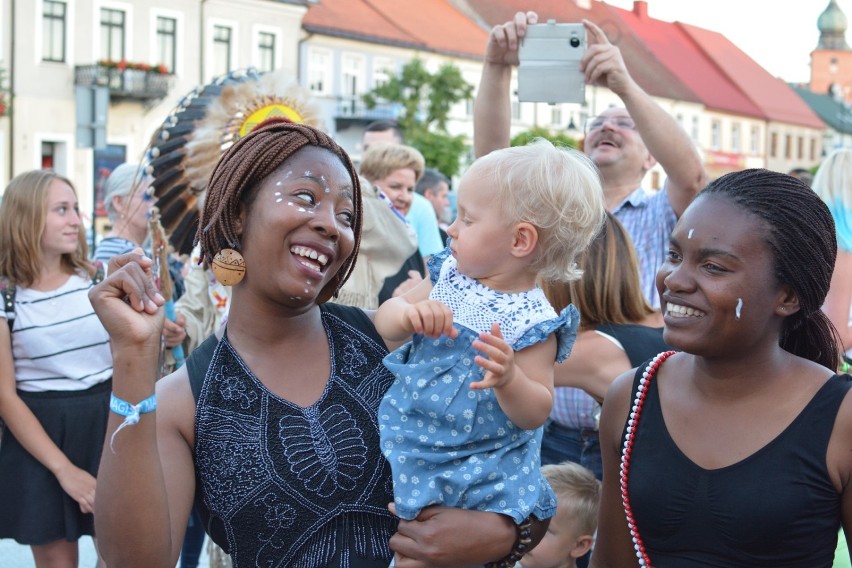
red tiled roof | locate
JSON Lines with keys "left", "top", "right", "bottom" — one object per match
{"left": 366, "top": 0, "right": 488, "bottom": 59}
{"left": 302, "top": 0, "right": 418, "bottom": 47}
{"left": 613, "top": 7, "right": 763, "bottom": 117}
{"left": 463, "top": 0, "right": 699, "bottom": 102}
{"left": 302, "top": 0, "right": 488, "bottom": 59}
{"left": 677, "top": 23, "right": 824, "bottom": 129}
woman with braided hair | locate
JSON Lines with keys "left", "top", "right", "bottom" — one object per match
{"left": 89, "top": 119, "right": 544, "bottom": 568}
{"left": 590, "top": 169, "right": 852, "bottom": 567}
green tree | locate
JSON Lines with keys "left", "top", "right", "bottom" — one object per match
{"left": 510, "top": 126, "right": 578, "bottom": 149}
{"left": 363, "top": 58, "right": 473, "bottom": 177}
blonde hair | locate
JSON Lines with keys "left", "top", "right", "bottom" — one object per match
{"left": 542, "top": 212, "right": 654, "bottom": 329}
{"left": 359, "top": 142, "right": 425, "bottom": 184}
{"left": 542, "top": 461, "right": 601, "bottom": 537}
{"left": 811, "top": 148, "right": 852, "bottom": 252}
{"left": 472, "top": 139, "right": 605, "bottom": 281}
{"left": 0, "top": 170, "right": 92, "bottom": 287}
{"left": 812, "top": 148, "right": 852, "bottom": 207}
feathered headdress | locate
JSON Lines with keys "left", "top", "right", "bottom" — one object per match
{"left": 146, "top": 68, "right": 322, "bottom": 255}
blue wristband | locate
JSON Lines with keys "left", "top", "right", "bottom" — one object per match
{"left": 109, "top": 393, "right": 157, "bottom": 452}
{"left": 110, "top": 392, "right": 157, "bottom": 418}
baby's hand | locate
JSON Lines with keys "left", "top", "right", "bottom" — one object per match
{"left": 404, "top": 300, "right": 458, "bottom": 339}
{"left": 471, "top": 323, "right": 515, "bottom": 389}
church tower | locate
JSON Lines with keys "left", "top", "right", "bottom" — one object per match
{"left": 811, "top": 0, "right": 852, "bottom": 102}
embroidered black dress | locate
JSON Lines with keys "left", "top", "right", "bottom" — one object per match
{"left": 187, "top": 303, "right": 397, "bottom": 567}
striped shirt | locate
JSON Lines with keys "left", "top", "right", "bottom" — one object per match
{"left": 91, "top": 236, "right": 137, "bottom": 263}
{"left": 613, "top": 185, "right": 678, "bottom": 309}
{"left": 3, "top": 274, "right": 112, "bottom": 392}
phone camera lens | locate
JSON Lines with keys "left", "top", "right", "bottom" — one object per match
{"left": 570, "top": 36, "right": 581, "bottom": 48}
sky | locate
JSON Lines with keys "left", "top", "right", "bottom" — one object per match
{"left": 605, "top": 0, "right": 844, "bottom": 84}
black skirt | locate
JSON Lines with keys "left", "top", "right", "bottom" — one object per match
{"left": 0, "top": 379, "right": 110, "bottom": 545}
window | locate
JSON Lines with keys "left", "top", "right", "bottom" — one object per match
{"left": 797, "top": 136, "right": 804, "bottom": 160}
{"left": 257, "top": 32, "right": 275, "bottom": 72}
{"left": 341, "top": 54, "right": 364, "bottom": 99}
{"left": 373, "top": 57, "right": 395, "bottom": 89}
{"left": 730, "top": 123, "right": 741, "bottom": 154}
{"left": 41, "top": 141, "right": 57, "bottom": 170}
{"left": 785, "top": 134, "right": 792, "bottom": 159}
{"left": 213, "top": 25, "right": 232, "bottom": 77}
{"left": 464, "top": 97, "right": 474, "bottom": 117}
{"left": 811, "top": 137, "right": 818, "bottom": 161}
{"left": 307, "top": 49, "right": 332, "bottom": 95}
{"left": 156, "top": 16, "right": 176, "bottom": 73}
{"left": 550, "top": 106, "right": 562, "bottom": 127}
{"left": 100, "top": 8, "right": 126, "bottom": 62}
{"left": 711, "top": 120, "right": 721, "bottom": 150}
{"left": 750, "top": 125, "right": 760, "bottom": 155}
{"left": 42, "top": 0, "right": 66, "bottom": 62}
{"left": 691, "top": 116, "right": 699, "bottom": 142}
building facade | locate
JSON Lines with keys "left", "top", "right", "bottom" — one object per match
{"left": 0, "top": 0, "right": 305, "bottom": 226}
{"left": 0, "top": 0, "right": 834, "bottom": 222}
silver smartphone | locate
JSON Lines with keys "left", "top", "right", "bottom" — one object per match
{"left": 518, "top": 21, "right": 586, "bottom": 104}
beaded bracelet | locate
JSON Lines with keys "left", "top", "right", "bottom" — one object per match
{"left": 109, "top": 392, "right": 157, "bottom": 451}
{"left": 485, "top": 515, "right": 533, "bottom": 568}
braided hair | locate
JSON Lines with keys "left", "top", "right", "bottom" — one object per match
{"left": 701, "top": 169, "right": 840, "bottom": 370}
{"left": 197, "top": 119, "right": 362, "bottom": 304}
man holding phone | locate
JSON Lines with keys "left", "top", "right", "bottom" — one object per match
{"left": 474, "top": 12, "right": 706, "bottom": 308}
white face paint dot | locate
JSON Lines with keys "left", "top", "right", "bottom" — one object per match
{"left": 275, "top": 181, "right": 282, "bottom": 186}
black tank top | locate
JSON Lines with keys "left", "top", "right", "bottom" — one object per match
{"left": 626, "top": 364, "right": 851, "bottom": 567}
{"left": 595, "top": 323, "right": 670, "bottom": 366}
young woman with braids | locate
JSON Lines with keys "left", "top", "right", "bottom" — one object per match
{"left": 590, "top": 169, "right": 852, "bottom": 567}
{"left": 88, "top": 120, "right": 545, "bottom": 568}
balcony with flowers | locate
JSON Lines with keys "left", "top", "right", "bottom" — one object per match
{"left": 75, "top": 60, "right": 173, "bottom": 102}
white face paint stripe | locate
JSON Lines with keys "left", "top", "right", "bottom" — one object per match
{"left": 688, "top": 229, "right": 694, "bottom": 239}
{"left": 735, "top": 297, "right": 743, "bottom": 320}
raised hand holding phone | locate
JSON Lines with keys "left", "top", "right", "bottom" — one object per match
{"left": 518, "top": 19, "right": 587, "bottom": 104}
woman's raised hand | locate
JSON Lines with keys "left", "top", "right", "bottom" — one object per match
{"left": 89, "top": 250, "right": 165, "bottom": 350}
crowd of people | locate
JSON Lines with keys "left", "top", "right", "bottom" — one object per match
{"left": 0, "top": 8, "right": 849, "bottom": 568}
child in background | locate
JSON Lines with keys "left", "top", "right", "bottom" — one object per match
{"left": 519, "top": 462, "right": 601, "bottom": 568}
{"left": 375, "top": 140, "right": 605, "bottom": 539}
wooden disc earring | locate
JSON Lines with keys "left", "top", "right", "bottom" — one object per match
{"left": 211, "top": 248, "right": 246, "bottom": 286}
